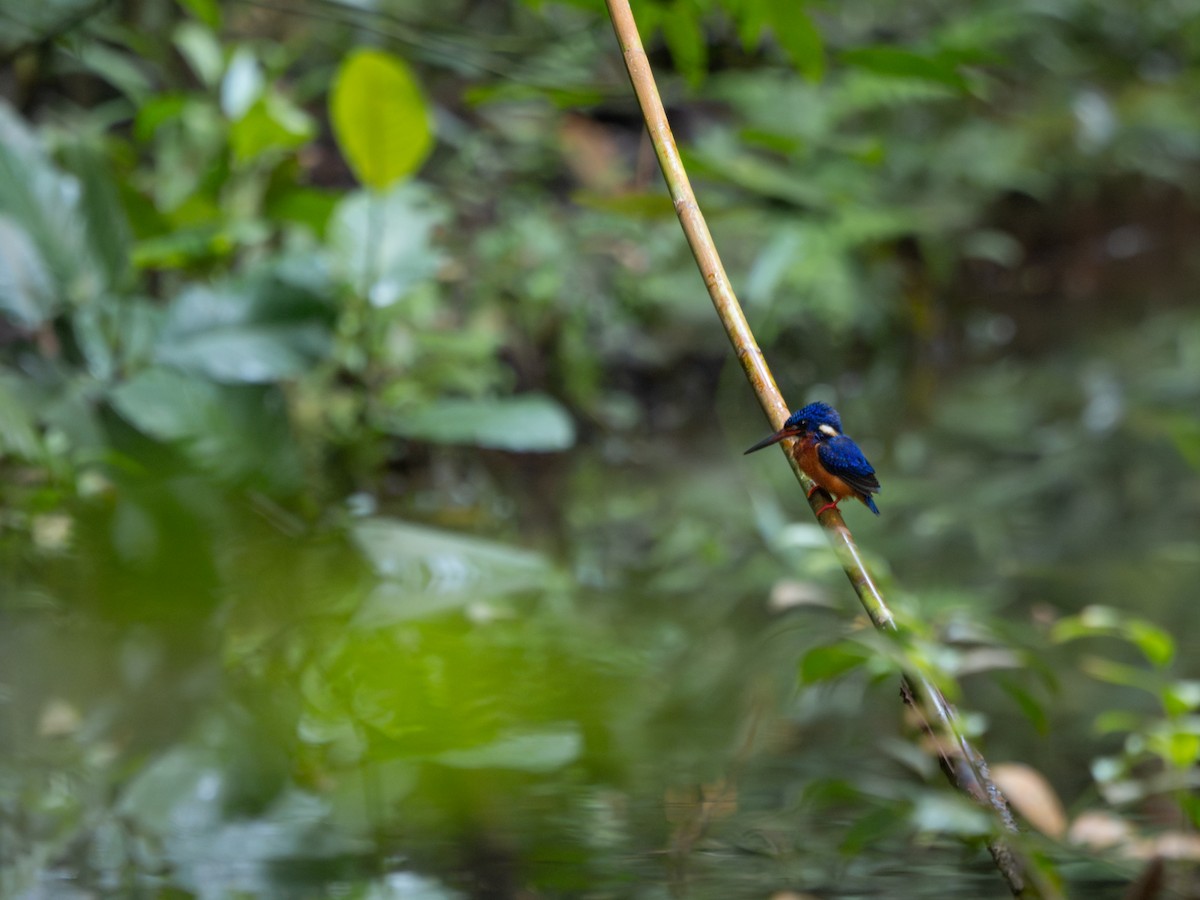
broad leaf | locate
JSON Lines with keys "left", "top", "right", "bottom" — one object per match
{"left": 386, "top": 394, "right": 575, "bottom": 452}
{"left": 0, "top": 102, "right": 108, "bottom": 316}
{"left": 767, "top": 0, "right": 824, "bottom": 81}
{"left": 109, "top": 366, "right": 223, "bottom": 442}
{"left": 110, "top": 366, "right": 304, "bottom": 488}
{"left": 220, "top": 46, "right": 264, "bottom": 118}
{"left": 0, "top": 372, "right": 43, "bottom": 460}
{"left": 0, "top": 216, "right": 56, "bottom": 327}
{"left": 327, "top": 184, "right": 443, "bottom": 302}
{"left": 230, "top": 95, "right": 315, "bottom": 164}
{"left": 154, "top": 272, "right": 333, "bottom": 384}
{"left": 330, "top": 48, "right": 433, "bottom": 190}
{"left": 800, "top": 642, "right": 871, "bottom": 683}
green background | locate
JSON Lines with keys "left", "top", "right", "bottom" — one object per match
{"left": 2, "top": 0, "right": 1199, "bottom": 896}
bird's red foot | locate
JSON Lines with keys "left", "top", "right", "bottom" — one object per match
{"left": 815, "top": 500, "right": 841, "bottom": 516}
{"left": 805, "top": 483, "right": 820, "bottom": 499}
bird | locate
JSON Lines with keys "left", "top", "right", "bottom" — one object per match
{"left": 744, "top": 401, "right": 881, "bottom": 517}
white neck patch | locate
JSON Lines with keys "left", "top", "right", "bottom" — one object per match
{"left": 818, "top": 424, "right": 838, "bottom": 437}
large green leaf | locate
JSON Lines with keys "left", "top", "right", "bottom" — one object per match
{"left": 110, "top": 366, "right": 304, "bottom": 488}
{"left": 385, "top": 394, "right": 575, "bottom": 452}
{"left": 154, "top": 270, "right": 333, "bottom": 384}
{"left": 766, "top": 0, "right": 824, "bottom": 80}
{"left": 220, "top": 46, "right": 264, "bottom": 119}
{"left": 329, "top": 48, "right": 433, "bottom": 190}
{"left": 0, "top": 216, "right": 56, "bottom": 327}
{"left": 0, "top": 102, "right": 107, "bottom": 319}
{"left": 109, "top": 366, "right": 223, "bottom": 443}
{"left": 229, "top": 95, "right": 315, "bottom": 164}
{"left": 800, "top": 641, "right": 871, "bottom": 683}
{"left": 59, "top": 138, "right": 134, "bottom": 294}
{"left": 660, "top": 5, "right": 708, "bottom": 86}
{"left": 0, "top": 371, "right": 43, "bottom": 460}
{"left": 1053, "top": 606, "right": 1176, "bottom": 668}
{"left": 327, "top": 184, "right": 443, "bottom": 301}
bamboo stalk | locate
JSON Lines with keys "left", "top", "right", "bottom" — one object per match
{"left": 601, "top": 3, "right": 1059, "bottom": 897}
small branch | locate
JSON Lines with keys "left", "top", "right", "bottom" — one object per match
{"left": 601, "top": 2, "right": 1059, "bottom": 897}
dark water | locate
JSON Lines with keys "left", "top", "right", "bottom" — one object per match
{"left": 6, "top": 308, "right": 1200, "bottom": 899}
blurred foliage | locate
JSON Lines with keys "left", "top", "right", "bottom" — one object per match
{"left": 1, "top": 0, "right": 1200, "bottom": 897}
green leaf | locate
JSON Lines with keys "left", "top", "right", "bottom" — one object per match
{"left": 840, "top": 46, "right": 967, "bottom": 90}
{"left": 1080, "top": 656, "right": 1162, "bottom": 693}
{"left": 59, "top": 137, "right": 133, "bottom": 293}
{"left": 1167, "top": 732, "right": 1200, "bottom": 768}
{"left": 154, "top": 273, "right": 333, "bottom": 384}
{"left": 386, "top": 394, "right": 576, "bottom": 452}
{"left": 329, "top": 48, "right": 433, "bottom": 190}
{"left": 0, "top": 103, "right": 107, "bottom": 312}
{"left": 800, "top": 642, "right": 871, "bottom": 683}
{"left": 131, "top": 224, "right": 240, "bottom": 271}
{"left": 73, "top": 299, "right": 160, "bottom": 381}
{"left": 158, "top": 313, "right": 325, "bottom": 383}
{"left": 1164, "top": 681, "right": 1200, "bottom": 716}
{"left": 73, "top": 41, "right": 153, "bottom": 102}
{"left": 733, "top": 0, "right": 769, "bottom": 52}
{"left": 766, "top": 1, "right": 823, "bottom": 80}
{"left": 133, "top": 93, "right": 188, "bottom": 142}
{"left": 630, "top": 0, "right": 663, "bottom": 44}
{"left": 434, "top": 725, "right": 581, "bottom": 772}
{"left": 0, "top": 372, "right": 43, "bottom": 461}
{"left": 229, "top": 94, "right": 315, "bottom": 164}
{"left": 110, "top": 366, "right": 304, "bottom": 488}
{"left": 220, "top": 46, "right": 263, "bottom": 119}
{"left": 177, "top": 0, "right": 222, "bottom": 28}
{"left": 1128, "top": 622, "right": 1175, "bottom": 668}
{"left": 265, "top": 186, "right": 339, "bottom": 236}
{"left": 0, "top": 216, "right": 56, "bottom": 327}
{"left": 109, "top": 366, "right": 223, "bottom": 442}
{"left": 1053, "top": 606, "right": 1175, "bottom": 668}
{"left": 1146, "top": 724, "right": 1200, "bottom": 769}
{"left": 999, "top": 678, "right": 1049, "bottom": 734}
{"left": 327, "top": 184, "right": 443, "bottom": 301}
{"left": 1092, "top": 710, "right": 1142, "bottom": 736}
{"left": 1164, "top": 412, "right": 1200, "bottom": 470}
{"left": 661, "top": 5, "right": 708, "bottom": 86}
{"left": 173, "top": 21, "right": 224, "bottom": 87}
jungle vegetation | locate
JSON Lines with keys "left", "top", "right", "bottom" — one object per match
{"left": 2, "top": 0, "right": 1200, "bottom": 896}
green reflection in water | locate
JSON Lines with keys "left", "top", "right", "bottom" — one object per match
{"left": 4, "top": 312, "right": 1200, "bottom": 898}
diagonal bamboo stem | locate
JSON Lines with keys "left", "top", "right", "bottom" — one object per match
{"left": 602, "top": 3, "right": 1060, "bottom": 897}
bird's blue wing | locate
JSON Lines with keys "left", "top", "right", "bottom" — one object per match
{"left": 818, "top": 435, "right": 881, "bottom": 498}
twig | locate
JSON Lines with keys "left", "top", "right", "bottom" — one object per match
{"left": 601, "top": 2, "right": 1060, "bottom": 897}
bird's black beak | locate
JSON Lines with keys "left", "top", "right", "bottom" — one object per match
{"left": 743, "top": 426, "right": 801, "bottom": 455}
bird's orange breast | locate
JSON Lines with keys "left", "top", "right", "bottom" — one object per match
{"left": 794, "top": 437, "right": 857, "bottom": 501}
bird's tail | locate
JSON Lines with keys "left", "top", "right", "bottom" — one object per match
{"left": 864, "top": 495, "right": 880, "bottom": 516}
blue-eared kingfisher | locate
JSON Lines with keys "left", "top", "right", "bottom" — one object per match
{"left": 744, "top": 402, "right": 881, "bottom": 517}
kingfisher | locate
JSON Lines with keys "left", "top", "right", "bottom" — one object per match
{"left": 744, "top": 402, "right": 881, "bottom": 517}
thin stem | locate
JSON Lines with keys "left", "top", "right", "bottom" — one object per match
{"left": 601, "top": 3, "right": 1060, "bottom": 897}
